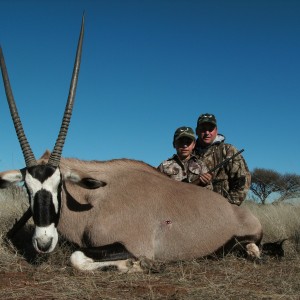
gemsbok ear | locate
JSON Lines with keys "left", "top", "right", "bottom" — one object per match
{"left": 63, "top": 170, "right": 107, "bottom": 189}
{"left": 0, "top": 170, "right": 24, "bottom": 188}
{"left": 40, "top": 150, "right": 51, "bottom": 160}
{"left": 79, "top": 178, "right": 107, "bottom": 189}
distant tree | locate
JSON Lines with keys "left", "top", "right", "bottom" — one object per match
{"left": 250, "top": 168, "right": 300, "bottom": 204}
{"left": 275, "top": 173, "right": 300, "bottom": 202}
{"left": 250, "top": 168, "right": 282, "bottom": 204}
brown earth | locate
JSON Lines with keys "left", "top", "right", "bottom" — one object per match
{"left": 0, "top": 189, "right": 299, "bottom": 299}
{"left": 0, "top": 247, "right": 299, "bottom": 299}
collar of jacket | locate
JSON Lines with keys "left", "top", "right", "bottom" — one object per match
{"left": 196, "top": 134, "right": 226, "bottom": 151}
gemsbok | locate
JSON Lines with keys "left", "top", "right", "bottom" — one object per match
{"left": 0, "top": 16, "right": 263, "bottom": 272}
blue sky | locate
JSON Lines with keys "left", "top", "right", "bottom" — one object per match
{"left": 0, "top": 0, "right": 299, "bottom": 175}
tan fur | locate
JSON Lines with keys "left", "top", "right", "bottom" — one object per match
{"left": 44, "top": 153, "right": 263, "bottom": 262}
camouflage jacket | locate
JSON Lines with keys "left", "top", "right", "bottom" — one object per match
{"left": 194, "top": 134, "right": 251, "bottom": 205}
{"left": 157, "top": 154, "right": 213, "bottom": 190}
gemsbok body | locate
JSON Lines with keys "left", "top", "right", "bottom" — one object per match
{"left": 0, "top": 16, "right": 263, "bottom": 272}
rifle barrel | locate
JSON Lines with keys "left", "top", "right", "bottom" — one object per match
{"left": 190, "top": 148, "right": 244, "bottom": 185}
{"left": 208, "top": 149, "right": 244, "bottom": 174}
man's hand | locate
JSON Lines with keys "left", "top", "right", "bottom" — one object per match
{"left": 198, "top": 173, "right": 212, "bottom": 186}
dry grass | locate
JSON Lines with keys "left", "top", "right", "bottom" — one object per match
{"left": 246, "top": 201, "right": 300, "bottom": 254}
{"left": 0, "top": 187, "right": 300, "bottom": 299}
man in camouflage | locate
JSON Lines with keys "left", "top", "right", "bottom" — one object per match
{"left": 194, "top": 113, "right": 251, "bottom": 205}
{"left": 158, "top": 126, "right": 212, "bottom": 189}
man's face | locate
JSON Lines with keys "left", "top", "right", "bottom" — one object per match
{"left": 174, "top": 137, "right": 195, "bottom": 160}
{"left": 196, "top": 122, "right": 218, "bottom": 147}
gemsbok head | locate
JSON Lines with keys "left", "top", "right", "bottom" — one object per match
{"left": 0, "top": 16, "right": 96, "bottom": 253}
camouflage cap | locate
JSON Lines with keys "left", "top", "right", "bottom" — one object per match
{"left": 197, "top": 113, "right": 217, "bottom": 126}
{"left": 173, "top": 126, "right": 196, "bottom": 142}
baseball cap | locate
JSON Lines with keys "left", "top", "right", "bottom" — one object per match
{"left": 197, "top": 113, "right": 217, "bottom": 126}
{"left": 173, "top": 126, "right": 196, "bottom": 142}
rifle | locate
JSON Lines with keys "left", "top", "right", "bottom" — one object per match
{"left": 190, "top": 149, "right": 244, "bottom": 185}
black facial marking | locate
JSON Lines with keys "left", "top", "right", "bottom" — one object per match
{"left": 33, "top": 189, "right": 59, "bottom": 227}
{"left": 27, "top": 165, "right": 57, "bottom": 183}
{"left": 24, "top": 165, "right": 63, "bottom": 227}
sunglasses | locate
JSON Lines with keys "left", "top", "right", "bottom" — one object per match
{"left": 198, "top": 124, "right": 216, "bottom": 132}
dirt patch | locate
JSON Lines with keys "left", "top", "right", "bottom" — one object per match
{"left": 0, "top": 256, "right": 299, "bottom": 299}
